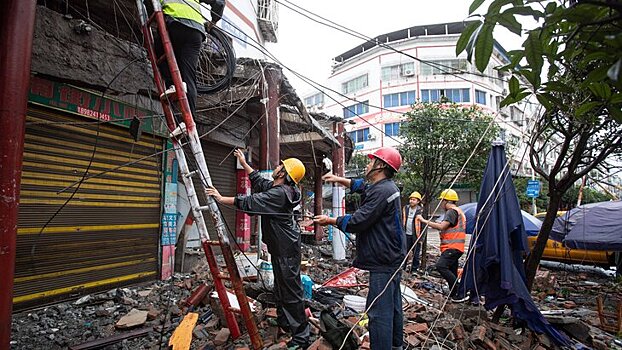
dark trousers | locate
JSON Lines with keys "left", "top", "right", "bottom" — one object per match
{"left": 405, "top": 235, "right": 422, "bottom": 272}
{"left": 367, "top": 271, "right": 404, "bottom": 350}
{"left": 435, "top": 249, "right": 463, "bottom": 297}
{"left": 155, "top": 21, "right": 203, "bottom": 117}
{"left": 272, "top": 253, "right": 310, "bottom": 346}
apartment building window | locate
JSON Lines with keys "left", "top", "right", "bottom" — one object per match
{"left": 420, "top": 88, "right": 470, "bottom": 103}
{"left": 420, "top": 59, "right": 468, "bottom": 75}
{"left": 343, "top": 101, "right": 369, "bottom": 118}
{"left": 304, "top": 92, "right": 324, "bottom": 107}
{"left": 342, "top": 74, "right": 368, "bottom": 94}
{"left": 475, "top": 90, "right": 486, "bottom": 105}
{"left": 383, "top": 90, "right": 416, "bottom": 107}
{"left": 384, "top": 122, "right": 401, "bottom": 137}
{"left": 381, "top": 62, "right": 415, "bottom": 81}
{"left": 349, "top": 128, "right": 370, "bottom": 143}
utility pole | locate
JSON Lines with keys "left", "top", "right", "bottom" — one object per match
{"left": 0, "top": 1, "right": 37, "bottom": 347}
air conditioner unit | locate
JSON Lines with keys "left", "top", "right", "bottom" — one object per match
{"left": 402, "top": 69, "right": 415, "bottom": 77}
{"left": 368, "top": 134, "right": 377, "bottom": 141}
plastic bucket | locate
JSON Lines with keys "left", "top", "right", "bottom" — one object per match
{"left": 343, "top": 295, "right": 366, "bottom": 313}
{"left": 258, "top": 261, "right": 274, "bottom": 288}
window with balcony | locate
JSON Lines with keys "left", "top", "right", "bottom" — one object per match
{"left": 381, "top": 62, "right": 415, "bottom": 81}
{"left": 383, "top": 90, "right": 416, "bottom": 107}
{"left": 343, "top": 101, "right": 369, "bottom": 118}
{"left": 420, "top": 59, "right": 468, "bottom": 75}
{"left": 349, "top": 128, "right": 370, "bottom": 143}
{"left": 342, "top": 74, "right": 368, "bottom": 94}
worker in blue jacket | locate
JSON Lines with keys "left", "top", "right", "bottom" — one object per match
{"left": 315, "top": 147, "right": 405, "bottom": 350}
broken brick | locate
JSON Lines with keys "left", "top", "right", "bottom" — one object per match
{"left": 213, "top": 327, "right": 230, "bottom": 346}
{"left": 404, "top": 322, "right": 429, "bottom": 334}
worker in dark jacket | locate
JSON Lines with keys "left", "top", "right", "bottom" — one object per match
{"left": 156, "top": 0, "right": 225, "bottom": 117}
{"left": 206, "top": 149, "right": 309, "bottom": 349}
{"left": 315, "top": 147, "right": 405, "bottom": 350}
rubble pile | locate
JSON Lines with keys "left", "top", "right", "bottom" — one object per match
{"left": 10, "top": 243, "right": 622, "bottom": 349}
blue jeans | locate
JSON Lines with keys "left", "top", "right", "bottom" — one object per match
{"left": 367, "top": 271, "right": 403, "bottom": 350}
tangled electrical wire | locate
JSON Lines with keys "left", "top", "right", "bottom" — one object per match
{"left": 196, "top": 25, "right": 236, "bottom": 94}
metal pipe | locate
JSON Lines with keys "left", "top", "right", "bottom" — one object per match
{"left": 332, "top": 122, "right": 346, "bottom": 260}
{"left": 0, "top": 1, "right": 37, "bottom": 347}
{"left": 314, "top": 166, "right": 323, "bottom": 241}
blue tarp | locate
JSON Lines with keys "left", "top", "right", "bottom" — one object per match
{"left": 459, "top": 142, "right": 572, "bottom": 347}
{"left": 454, "top": 202, "right": 542, "bottom": 236}
{"left": 550, "top": 200, "right": 622, "bottom": 251}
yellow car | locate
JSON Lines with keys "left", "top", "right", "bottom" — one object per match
{"left": 527, "top": 212, "right": 616, "bottom": 267}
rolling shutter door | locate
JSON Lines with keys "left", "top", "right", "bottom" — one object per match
{"left": 14, "top": 107, "right": 163, "bottom": 310}
{"left": 190, "top": 142, "right": 237, "bottom": 236}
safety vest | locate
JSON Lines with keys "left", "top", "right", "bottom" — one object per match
{"left": 439, "top": 207, "right": 466, "bottom": 253}
{"left": 161, "top": 0, "right": 204, "bottom": 25}
{"left": 414, "top": 216, "right": 422, "bottom": 238}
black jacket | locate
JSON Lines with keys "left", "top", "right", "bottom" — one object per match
{"left": 336, "top": 178, "right": 405, "bottom": 272}
{"left": 234, "top": 170, "right": 302, "bottom": 257}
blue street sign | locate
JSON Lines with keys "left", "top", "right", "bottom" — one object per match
{"left": 526, "top": 180, "right": 540, "bottom": 198}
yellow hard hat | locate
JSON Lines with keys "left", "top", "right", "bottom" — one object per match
{"left": 282, "top": 158, "right": 306, "bottom": 184}
{"left": 438, "top": 189, "right": 459, "bottom": 202}
{"left": 409, "top": 191, "right": 422, "bottom": 200}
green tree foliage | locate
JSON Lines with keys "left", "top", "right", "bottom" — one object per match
{"left": 513, "top": 176, "right": 550, "bottom": 212}
{"left": 561, "top": 185, "right": 611, "bottom": 208}
{"left": 398, "top": 103, "right": 499, "bottom": 212}
{"left": 458, "top": 0, "right": 622, "bottom": 290}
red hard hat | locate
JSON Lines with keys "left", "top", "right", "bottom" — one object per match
{"left": 368, "top": 147, "right": 402, "bottom": 172}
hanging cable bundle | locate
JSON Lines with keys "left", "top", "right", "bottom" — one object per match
{"left": 196, "top": 26, "right": 236, "bottom": 94}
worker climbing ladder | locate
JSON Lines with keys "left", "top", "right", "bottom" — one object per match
{"left": 136, "top": 1, "right": 262, "bottom": 349}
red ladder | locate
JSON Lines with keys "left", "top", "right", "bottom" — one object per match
{"left": 136, "top": 1, "right": 262, "bottom": 349}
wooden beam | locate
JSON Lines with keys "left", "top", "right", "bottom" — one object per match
{"left": 280, "top": 132, "right": 325, "bottom": 144}
{"left": 280, "top": 111, "right": 306, "bottom": 125}
{"left": 197, "top": 84, "right": 260, "bottom": 107}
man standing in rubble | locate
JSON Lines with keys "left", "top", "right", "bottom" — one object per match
{"left": 156, "top": 0, "right": 225, "bottom": 117}
{"left": 417, "top": 189, "right": 466, "bottom": 301}
{"left": 314, "top": 147, "right": 405, "bottom": 350}
{"left": 206, "top": 149, "right": 310, "bottom": 349}
{"left": 403, "top": 191, "right": 423, "bottom": 273}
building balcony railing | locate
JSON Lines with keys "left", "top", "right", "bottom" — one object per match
{"left": 257, "top": 0, "right": 278, "bottom": 43}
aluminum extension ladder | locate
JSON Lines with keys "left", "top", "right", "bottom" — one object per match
{"left": 136, "top": 1, "right": 262, "bottom": 348}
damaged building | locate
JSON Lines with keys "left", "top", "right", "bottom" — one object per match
{"left": 7, "top": 1, "right": 346, "bottom": 313}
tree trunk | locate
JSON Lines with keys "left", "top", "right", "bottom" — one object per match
{"left": 524, "top": 191, "right": 563, "bottom": 290}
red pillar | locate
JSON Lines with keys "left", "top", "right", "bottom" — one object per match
{"left": 314, "top": 167, "right": 323, "bottom": 241}
{"left": 0, "top": 0, "right": 37, "bottom": 346}
{"left": 235, "top": 169, "right": 251, "bottom": 251}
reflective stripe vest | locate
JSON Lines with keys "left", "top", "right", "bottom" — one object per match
{"left": 440, "top": 207, "right": 466, "bottom": 253}
{"left": 161, "top": 0, "right": 204, "bottom": 25}
{"left": 414, "top": 216, "right": 422, "bottom": 238}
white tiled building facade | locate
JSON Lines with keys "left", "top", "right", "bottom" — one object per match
{"left": 305, "top": 22, "right": 538, "bottom": 177}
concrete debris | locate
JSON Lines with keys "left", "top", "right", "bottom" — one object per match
{"left": 115, "top": 309, "right": 149, "bottom": 329}
{"left": 10, "top": 242, "right": 622, "bottom": 350}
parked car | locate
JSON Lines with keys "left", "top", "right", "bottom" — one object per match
{"left": 527, "top": 211, "right": 616, "bottom": 267}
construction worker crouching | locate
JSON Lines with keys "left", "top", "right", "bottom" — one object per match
{"left": 314, "top": 146, "right": 405, "bottom": 350}
{"left": 206, "top": 149, "right": 310, "bottom": 349}
{"left": 417, "top": 189, "right": 466, "bottom": 302}
{"left": 403, "top": 191, "right": 423, "bottom": 273}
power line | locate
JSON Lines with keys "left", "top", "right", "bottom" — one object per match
{"left": 276, "top": 0, "right": 510, "bottom": 87}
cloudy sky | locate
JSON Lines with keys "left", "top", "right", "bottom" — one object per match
{"left": 267, "top": 0, "right": 523, "bottom": 97}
